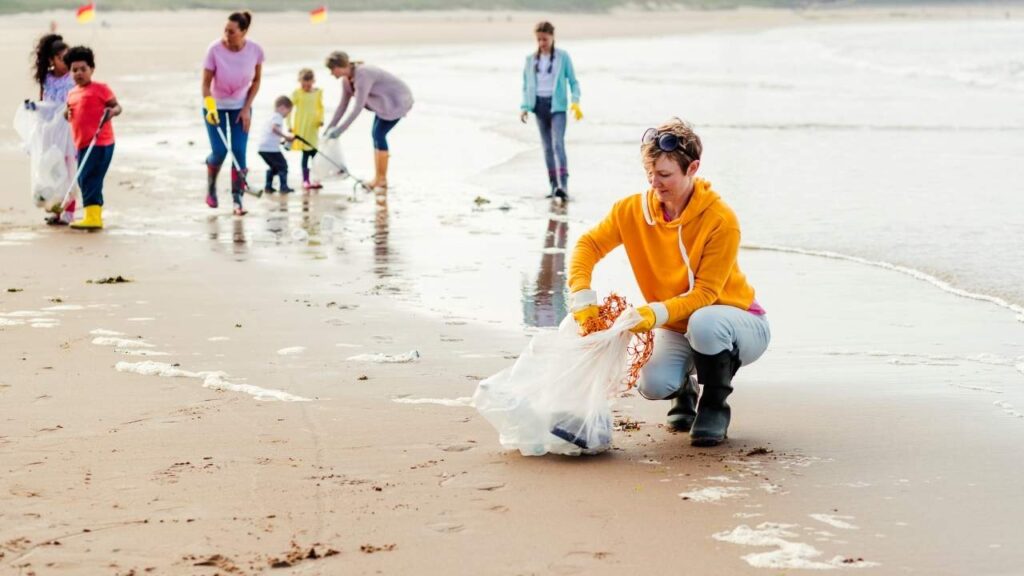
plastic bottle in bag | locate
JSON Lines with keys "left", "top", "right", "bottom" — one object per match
{"left": 474, "top": 307, "right": 641, "bottom": 456}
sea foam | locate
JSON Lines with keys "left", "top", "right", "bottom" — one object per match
{"left": 115, "top": 360, "right": 311, "bottom": 402}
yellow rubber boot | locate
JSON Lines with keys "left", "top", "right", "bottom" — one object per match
{"left": 70, "top": 205, "right": 103, "bottom": 230}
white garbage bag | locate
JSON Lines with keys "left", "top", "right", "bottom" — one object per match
{"left": 13, "top": 102, "right": 77, "bottom": 211}
{"left": 311, "top": 137, "right": 348, "bottom": 183}
{"left": 474, "top": 307, "right": 641, "bottom": 456}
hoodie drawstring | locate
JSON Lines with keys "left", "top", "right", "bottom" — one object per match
{"left": 642, "top": 190, "right": 695, "bottom": 297}
{"left": 677, "top": 227, "right": 694, "bottom": 296}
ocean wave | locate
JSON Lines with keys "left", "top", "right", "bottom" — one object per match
{"left": 743, "top": 243, "right": 1024, "bottom": 323}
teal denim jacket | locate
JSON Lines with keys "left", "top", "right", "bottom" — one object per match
{"left": 520, "top": 48, "right": 581, "bottom": 113}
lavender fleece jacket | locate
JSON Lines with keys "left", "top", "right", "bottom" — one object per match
{"left": 330, "top": 65, "right": 414, "bottom": 133}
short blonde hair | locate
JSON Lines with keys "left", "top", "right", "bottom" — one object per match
{"left": 298, "top": 68, "right": 314, "bottom": 81}
{"left": 642, "top": 118, "right": 702, "bottom": 172}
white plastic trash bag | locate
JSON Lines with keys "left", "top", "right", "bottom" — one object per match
{"left": 13, "top": 102, "right": 77, "bottom": 211}
{"left": 474, "top": 307, "right": 641, "bottom": 456}
{"left": 312, "top": 137, "right": 348, "bottom": 183}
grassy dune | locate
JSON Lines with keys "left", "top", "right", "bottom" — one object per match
{"left": 0, "top": 0, "right": 977, "bottom": 16}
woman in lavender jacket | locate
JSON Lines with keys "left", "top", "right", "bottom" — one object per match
{"left": 324, "top": 51, "right": 413, "bottom": 192}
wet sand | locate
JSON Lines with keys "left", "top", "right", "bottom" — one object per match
{"left": 3, "top": 6, "right": 1024, "bottom": 575}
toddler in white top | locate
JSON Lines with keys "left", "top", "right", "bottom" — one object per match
{"left": 257, "top": 96, "right": 295, "bottom": 193}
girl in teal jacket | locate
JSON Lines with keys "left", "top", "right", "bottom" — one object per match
{"left": 519, "top": 21, "right": 582, "bottom": 202}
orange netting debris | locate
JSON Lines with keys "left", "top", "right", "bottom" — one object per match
{"left": 579, "top": 293, "right": 655, "bottom": 390}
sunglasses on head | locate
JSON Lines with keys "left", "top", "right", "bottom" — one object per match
{"left": 642, "top": 128, "right": 698, "bottom": 161}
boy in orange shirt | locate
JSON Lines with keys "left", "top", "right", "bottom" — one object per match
{"left": 64, "top": 46, "right": 121, "bottom": 230}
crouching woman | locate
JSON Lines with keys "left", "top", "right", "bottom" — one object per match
{"left": 568, "top": 118, "right": 770, "bottom": 446}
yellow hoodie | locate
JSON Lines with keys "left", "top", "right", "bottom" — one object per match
{"left": 569, "top": 178, "right": 756, "bottom": 334}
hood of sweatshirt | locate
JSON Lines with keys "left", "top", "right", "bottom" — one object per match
{"left": 642, "top": 178, "right": 720, "bottom": 229}
{"left": 638, "top": 178, "right": 720, "bottom": 297}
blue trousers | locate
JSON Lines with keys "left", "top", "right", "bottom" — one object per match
{"left": 203, "top": 109, "right": 248, "bottom": 170}
{"left": 534, "top": 96, "right": 568, "bottom": 192}
{"left": 637, "top": 305, "right": 771, "bottom": 400}
{"left": 77, "top": 143, "right": 114, "bottom": 207}
{"left": 372, "top": 116, "right": 400, "bottom": 151}
{"left": 258, "top": 151, "right": 289, "bottom": 190}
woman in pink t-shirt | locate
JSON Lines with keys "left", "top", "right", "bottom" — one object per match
{"left": 201, "top": 11, "right": 264, "bottom": 216}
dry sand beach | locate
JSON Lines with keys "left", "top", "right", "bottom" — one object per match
{"left": 2, "top": 5, "right": 1024, "bottom": 575}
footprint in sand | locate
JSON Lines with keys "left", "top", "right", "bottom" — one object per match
{"left": 439, "top": 443, "right": 475, "bottom": 453}
{"left": 439, "top": 475, "right": 505, "bottom": 491}
{"left": 427, "top": 522, "right": 466, "bottom": 533}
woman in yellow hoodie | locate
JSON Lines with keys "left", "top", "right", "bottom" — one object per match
{"left": 569, "top": 119, "right": 770, "bottom": 446}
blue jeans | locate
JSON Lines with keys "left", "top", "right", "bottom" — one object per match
{"left": 203, "top": 109, "right": 248, "bottom": 170}
{"left": 637, "top": 306, "right": 771, "bottom": 400}
{"left": 534, "top": 96, "right": 568, "bottom": 192}
{"left": 77, "top": 143, "right": 114, "bottom": 207}
{"left": 372, "top": 116, "right": 400, "bottom": 151}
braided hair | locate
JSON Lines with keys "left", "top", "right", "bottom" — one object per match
{"left": 534, "top": 21, "right": 555, "bottom": 74}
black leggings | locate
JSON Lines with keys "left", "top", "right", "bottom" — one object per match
{"left": 301, "top": 150, "right": 317, "bottom": 174}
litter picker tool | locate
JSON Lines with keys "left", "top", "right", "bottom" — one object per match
{"left": 213, "top": 111, "right": 259, "bottom": 197}
{"left": 61, "top": 107, "right": 110, "bottom": 211}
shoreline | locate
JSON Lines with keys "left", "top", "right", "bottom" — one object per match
{"left": 3, "top": 226, "right": 1023, "bottom": 573}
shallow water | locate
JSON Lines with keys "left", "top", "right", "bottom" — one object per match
{"left": 103, "top": 17, "right": 1024, "bottom": 330}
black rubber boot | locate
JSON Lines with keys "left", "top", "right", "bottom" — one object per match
{"left": 665, "top": 375, "right": 698, "bottom": 432}
{"left": 690, "top": 350, "right": 741, "bottom": 447}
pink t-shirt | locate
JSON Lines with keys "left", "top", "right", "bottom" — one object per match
{"left": 203, "top": 39, "right": 264, "bottom": 109}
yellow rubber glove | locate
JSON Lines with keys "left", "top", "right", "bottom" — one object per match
{"left": 203, "top": 96, "right": 219, "bottom": 126}
{"left": 570, "top": 102, "right": 583, "bottom": 121}
{"left": 630, "top": 305, "right": 657, "bottom": 334}
{"left": 573, "top": 305, "right": 599, "bottom": 331}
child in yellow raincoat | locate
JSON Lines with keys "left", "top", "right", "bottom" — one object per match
{"left": 290, "top": 68, "right": 324, "bottom": 190}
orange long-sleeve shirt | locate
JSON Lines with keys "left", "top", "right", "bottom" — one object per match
{"left": 569, "top": 179, "right": 757, "bottom": 334}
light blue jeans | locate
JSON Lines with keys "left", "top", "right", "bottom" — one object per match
{"left": 534, "top": 96, "right": 568, "bottom": 192}
{"left": 637, "top": 305, "right": 771, "bottom": 400}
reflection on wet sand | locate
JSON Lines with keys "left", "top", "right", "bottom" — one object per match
{"left": 198, "top": 188, "right": 397, "bottom": 285}
{"left": 374, "top": 191, "right": 391, "bottom": 278}
{"left": 299, "top": 194, "right": 314, "bottom": 236}
{"left": 266, "top": 200, "right": 289, "bottom": 238}
{"left": 522, "top": 204, "right": 569, "bottom": 327}
{"left": 206, "top": 214, "right": 250, "bottom": 257}
{"left": 232, "top": 218, "right": 246, "bottom": 253}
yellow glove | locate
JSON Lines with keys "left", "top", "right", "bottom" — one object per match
{"left": 630, "top": 305, "right": 657, "bottom": 334}
{"left": 573, "top": 305, "right": 599, "bottom": 330}
{"left": 203, "top": 96, "right": 219, "bottom": 126}
{"left": 570, "top": 102, "right": 583, "bottom": 121}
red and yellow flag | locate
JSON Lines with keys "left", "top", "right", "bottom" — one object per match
{"left": 76, "top": 2, "right": 96, "bottom": 24}
{"left": 310, "top": 6, "right": 327, "bottom": 24}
